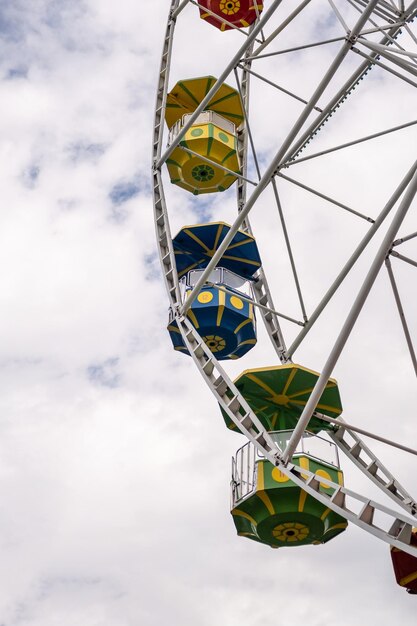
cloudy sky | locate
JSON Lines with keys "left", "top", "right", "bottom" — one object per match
{"left": 0, "top": 0, "right": 416, "bottom": 624}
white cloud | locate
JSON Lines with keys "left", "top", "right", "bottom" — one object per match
{"left": 0, "top": 1, "right": 416, "bottom": 624}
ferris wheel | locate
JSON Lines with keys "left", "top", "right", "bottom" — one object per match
{"left": 152, "top": 0, "right": 417, "bottom": 591}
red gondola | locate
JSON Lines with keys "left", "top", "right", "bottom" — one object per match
{"left": 198, "top": 1, "right": 263, "bottom": 31}
{"left": 391, "top": 530, "right": 417, "bottom": 593}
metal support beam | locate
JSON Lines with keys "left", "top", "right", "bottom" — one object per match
{"left": 271, "top": 179, "right": 308, "bottom": 321}
{"left": 237, "top": 63, "right": 323, "bottom": 111}
{"left": 385, "top": 257, "right": 417, "bottom": 376}
{"left": 390, "top": 249, "right": 417, "bottom": 268}
{"left": 246, "top": 21, "right": 407, "bottom": 61}
{"left": 351, "top": 46, "right": 417, "bottom": 88}
{"left": 352, "top": 0, "right": 398, "bottom": 21}
{"left": 393, "top": 230, "right": 417, "bottom": 246}
{"left": 317, "top": 411, "right": 417, "bottom": 457}
{"left": 277, "top": 172, "right": 374, "bottom": 222}
{"left": 287, "top": 120, "right": 417, "bottom": 167}
{"left": 328, "top": 0, "right": 350, "bottom": 33}
{"left": 282, "top": 167, "right": 417, "bottom": 464}
{"left": 358, "top": 36, "right": 417, "bottom": 59}
{"left": 233, "top": 67, "right": 262, "bottom": 182}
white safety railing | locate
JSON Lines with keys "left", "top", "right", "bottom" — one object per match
{"left": 187, "top": 267, "right": 253, "bottom": 297}
{"left": 231, "top": 440, "right": 258, "bottom": 506}
{"left": 168, "top": 110, "right": 236, "bottom": 145}
{"left": 231, "top": 430, "right": 340, "bottom": 507}
{"left": 269, "top": 430, "right": 340, "bottom": 468}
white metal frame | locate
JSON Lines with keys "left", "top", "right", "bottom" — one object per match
{"left": 152, "top": 0, "right": 417, "bottom": 557}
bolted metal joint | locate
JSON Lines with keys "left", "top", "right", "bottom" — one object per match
{"left": 345, "top": 33, "right": 358, "bottom": 46}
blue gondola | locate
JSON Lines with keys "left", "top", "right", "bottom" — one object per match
{"left": 168, "top": 222, "right": 262, "bottom": 360}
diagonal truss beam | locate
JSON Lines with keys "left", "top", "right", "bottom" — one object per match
{"left": 277, "top": 172, "right": 375, "bottom": 222}
{"left": 351, "top": 45, "right": 417, "bottom": 87}
{"left": 237, "top": 63, "right": 323, "bottom": 111}
{"left": 393, "top": 230, "right": 417, "bottom": 245}
{"left": 385, "top": 256, "right": 417, "bottom": 375}
{"left": 357, "top": 36, "right": 417, "bottom": 75}
{"left": 287, "top": 120, "right": 417, "bottom": 168}
{"left": 390, "top": 249, "right": 417, "bottom": 267}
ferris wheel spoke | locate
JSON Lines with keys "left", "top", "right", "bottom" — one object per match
{"left": 385, "top": 257, "right": 417, "bottom": 376}
{"left": 327, "top": 0, "right": 351, "bottom": 33}
{"left": 405, "top": 21, "right": 417, "bottom": 46}
{"left": 393, "top": 230, "right": 417, "bottom": 245}
{"left": 178, "top": 145, "right": 258, "bottom": 186}
{"left": 236, "top": 63, "right": 324, "bottom": 112}
{"left": 271, "top": 179, "right": 308, "bottom": 323}
{"left": 207, "top": 282, "right": 304, "bottom": 326}
{"left": 250, "top": 36, "right": 349, "bottom": 60}
{"left": 351, "top": 45, "right": 417, "bottom": 86}
{"left": 353, "top": 0, "right": 394, "bottom": 21}
{"left": 262, "top": 1, "right": 382, "bottom": 167}
{"left": 358, "top": 37, "right": 417, "bottom": 73}
{"left": 234, "top": 68, "right": 262, "bottom": 183}
{"left": 287, "top": 119, "right": 417, "bottom": 169}
{"left": 373, "top": 32, "right": 417, "bottom": 66}
{"left": 248, "top": 19, "right": 408, "bottom": 62}
{"left": 277, "top": 172, "right": 375, "bottom": 223}
{"left": 380, "top": 0, "right": 402, "bottom": 13}
{"left": 390, "top": 249, "right": 417, "bottom": 267}
{"left": 349, "top": 0, "right": 401, "bottom": 22}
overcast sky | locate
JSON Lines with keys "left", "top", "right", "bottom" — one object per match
{"left": 0, "top": 1, "right": 416, "bottom": 624}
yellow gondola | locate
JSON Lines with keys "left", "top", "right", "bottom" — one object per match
{"left": 165, "top": 77, "right": 244, "bottom": 194}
